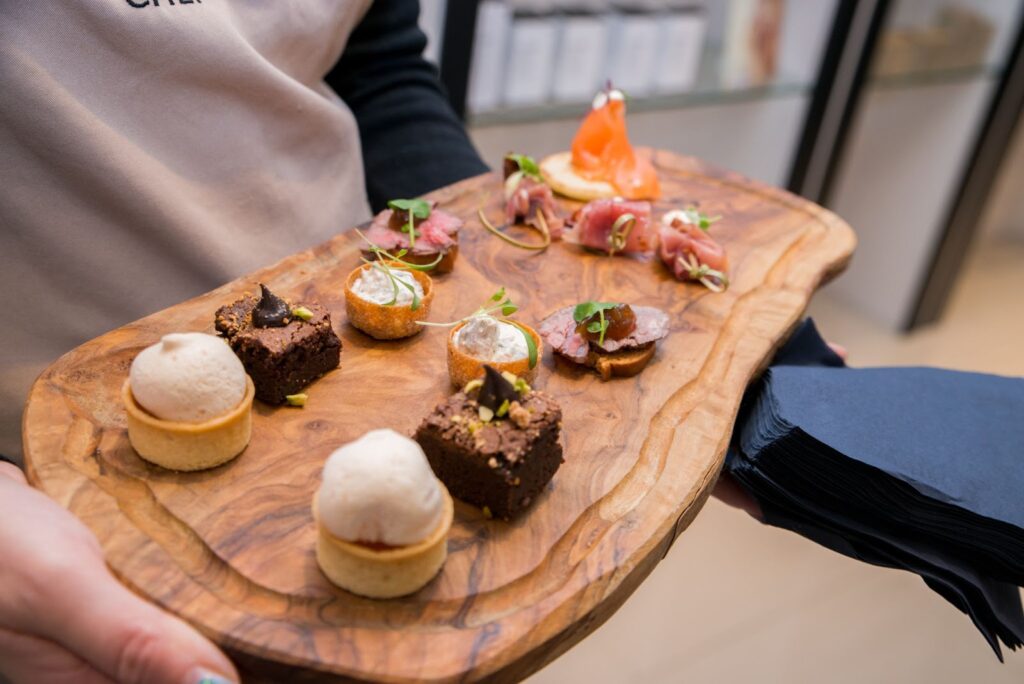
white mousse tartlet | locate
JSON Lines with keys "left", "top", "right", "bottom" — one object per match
{"left": 344, "top": 261, "right": 434, "bottom": 340}
{"left": 314, "top": 429, "right": 453, "bottom": 598}
{"left": 447, "top": 314, "right": 542, "bottom": 387}
{"left": 123, "top": 332, "right": 254, "bottom": 471}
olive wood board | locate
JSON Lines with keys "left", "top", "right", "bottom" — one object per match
{"left": 23, "top": 150, "right": 856, "bottom": 683}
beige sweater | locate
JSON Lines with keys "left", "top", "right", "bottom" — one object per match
{"left": 0, "top": 0, "right": 374, "bottom": 457}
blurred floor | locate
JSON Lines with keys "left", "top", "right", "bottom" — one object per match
{"left": 527, "top": 236, "right": 1024, "bottom": 683}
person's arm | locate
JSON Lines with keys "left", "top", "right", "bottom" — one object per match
{"left": 326, "top": 0, "right": 489, "bottom": 211}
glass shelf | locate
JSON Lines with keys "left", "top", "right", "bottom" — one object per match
{"left": 870, "top": 64, "right": 1003, "bottom": 92}
{"left": 468, "top": 80, "right": 811, "bottom": 127}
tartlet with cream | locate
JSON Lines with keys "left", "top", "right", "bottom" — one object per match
{"left": 447, "top": 314, "right": 541, "bottom": 388}
{"left": 417, "top": 286, "right": 541, "bottom": 387}
{"left": 314, "top": 429, "right": 453, "bottom": 598}
{"left": 123, "top": 332, "right": 254, "bottom": 471}
{"left": 344, "top": 260, "right": 434, "bottom": 340}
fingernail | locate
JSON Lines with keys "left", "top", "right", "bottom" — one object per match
{"left": 187, "top": 668, "right": 237, "bottom": 684}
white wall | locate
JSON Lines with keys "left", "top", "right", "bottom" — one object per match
{"left": 825, "top": 78, "right": 997, "bottom": 329}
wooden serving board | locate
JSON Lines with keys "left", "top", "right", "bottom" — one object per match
{"left": 23, "top": 151, "right": 855, "bottom": 683}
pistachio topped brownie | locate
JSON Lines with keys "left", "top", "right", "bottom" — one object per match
{"left": 215, "top": 284, "right": 341, "bottom": 404}
{"left": 415, "top": 366, "right": 563, "bottom": 519}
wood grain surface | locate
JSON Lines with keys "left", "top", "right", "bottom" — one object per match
{"left": 23, "top": 151, "right": 856, "bottom": 683}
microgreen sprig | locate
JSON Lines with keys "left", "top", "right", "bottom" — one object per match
{"left": 417, "top": 287, "right": 538, "bottom": 368}
{"left": 355, "top": 230, "right": 441, "bottom": 311}
{"left": 387, "top": 198, "right": 431, "bottom": 249}
{"left": 573, "top": 301, "right": 619, "bottom": 346}
{"left": 676, "top": 207, "right": 722, "bottom": 231}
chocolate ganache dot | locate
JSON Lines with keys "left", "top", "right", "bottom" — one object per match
{"left": 252, "top": 284, "right": 291, "bottom": 328}
{"left": 477, "top": 365, "right": 521, "bottom": 415}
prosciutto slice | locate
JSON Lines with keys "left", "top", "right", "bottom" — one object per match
{"left": 658, "top": 213, "right": 729, "bottom": 289}
{"left": 569, "top": 199, "right": 653, "bottom": 254}
{"left": 364, "top": 203, "right": 461, "bottom": 256}
{"left": 539, "top": 305, "right": 669, "bottom": 363}
{"left": 504, "top": 176, "right": 565, "bottom": 239}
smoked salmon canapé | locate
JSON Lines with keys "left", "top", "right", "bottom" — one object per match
{"left": 540, "top": 86, "right": 660, "bottom": 202}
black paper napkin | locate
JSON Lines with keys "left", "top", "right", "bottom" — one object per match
{"left": 726, "top": 319, "right": 1024, "bottom": 658}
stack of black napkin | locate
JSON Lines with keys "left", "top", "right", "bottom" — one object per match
{"left": 727, "top": 320, "right": 1024, "bottom": 658}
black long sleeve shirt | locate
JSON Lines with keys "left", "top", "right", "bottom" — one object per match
{"left": 327, "top": 0, "right": 490, "bottom": 211}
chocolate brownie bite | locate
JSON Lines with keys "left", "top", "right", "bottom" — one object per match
{"left": 215, "top": 284, "right": 341, "bottom": 405}
{"left": 415, "top": 366, "right": 563, "bottom": 520}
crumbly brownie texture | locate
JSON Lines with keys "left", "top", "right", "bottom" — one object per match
{"left": 415, "top": 388, "right": 563, "bottom": 520}
{"left": 214, "top": 295, "right": 341, "bottom": 404}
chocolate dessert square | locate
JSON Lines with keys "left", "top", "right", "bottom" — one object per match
{"left": 214, "top": 289, "right": 341, "bottom": 405}
{"left": 415, "top": 371, "right": 563, "bottom": 520}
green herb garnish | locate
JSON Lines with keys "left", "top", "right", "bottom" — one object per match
{"left": 505, "top": 153, "right": 541, "bottom": 180}
{"left": 417, "top": 287, "right": 538, "bottom": 369}
{"left": 387, "top": 198, "right": 432, "bottom": 249}
{"left": 285, "top": 393, "right": 308, "bottom": 407}
{"left": 677, "top": 207, "right": 722, "bottom": 231}
{"left": 573, "top": 301, "right": 620, "bottom": 346}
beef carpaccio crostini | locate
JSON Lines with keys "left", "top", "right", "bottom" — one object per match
{"left": 569, "top": 198, "right": 654, "bottom": 256}
{"left": 362, "top": 199, "right": 462, "bottom": 273}
{"left": 658, "top": 209, "right": 729, "bottom": 292}
{"left": 539, "top": 301, "right": 670, "bottom": 380}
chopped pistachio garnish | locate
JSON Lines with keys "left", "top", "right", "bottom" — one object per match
{"left": 478, "top": 405, "right": 495, "bottom": 422}
{"left": 464, "top": 378, "right": 484, "bottom": 393}
{"left": 496, "top": 398, "right": 510, "bottom": 418}
{"left": 285, "top": 393, "right": 308, "bottom": 407}
{"left": 514, "top": 378, "right": 531, "bottom": 395}
{"left": 500, "top": 370, "right": 518, "bottom": 384}
{"left": 291, "top": 306, "right": 314, "bottom": 321}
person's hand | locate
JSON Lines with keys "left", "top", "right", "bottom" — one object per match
{"left": 0, "top": 462, "right": 238, "bottom": 684}
{"left": 711, "top": 340, "right": 848, "bottom": 520}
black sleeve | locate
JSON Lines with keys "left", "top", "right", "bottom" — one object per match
{"left": 326, "top": 0, "right": 490, "bottom": 212}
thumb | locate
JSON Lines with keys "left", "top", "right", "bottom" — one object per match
{"left": 29, "top": 560, "right": 238, "bottom": 684}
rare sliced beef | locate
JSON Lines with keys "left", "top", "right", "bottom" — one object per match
{"left": 658, "top": 215, "right": 728, "bottom": 282}
{"left": 504, "top": 176, "right": 565, "bottom": 239}
{"left": 364, "top": 203, "right": 461, "bottom": 256}
{"left": 569, "top": 198, "right": 653, "bottom": 254}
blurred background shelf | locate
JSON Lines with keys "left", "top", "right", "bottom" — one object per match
{"left": 422, "top": 0, "right": 1024, "bottom": 333}
{"left": 468, "top": 81, "right": 811, "bottom": 126}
